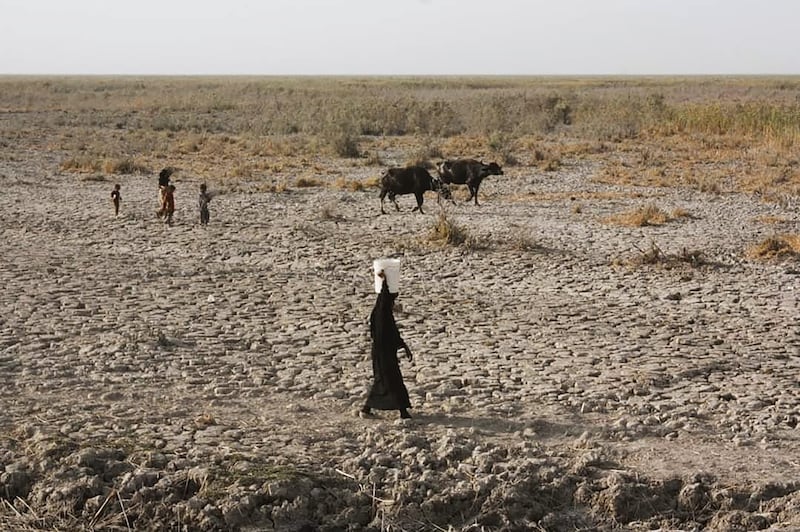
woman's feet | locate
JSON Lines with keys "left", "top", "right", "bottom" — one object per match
{"left": 360, "top": 406, "right": 412, "bottom": 419}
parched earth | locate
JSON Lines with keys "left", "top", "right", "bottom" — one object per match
{"left": 1, "top": 150, "right": 799, "bottom": 531}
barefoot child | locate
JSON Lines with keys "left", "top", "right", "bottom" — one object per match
{"left": 163, "top": 184, "right": 176, "bottom": 225}
{"left": 157, "top": 167, "right": 173, "bottom": 218}
{"left": 110, "top": 184, "right": 121, "bottom": 216}
{"left": 198, "top": 183, "right": 211, "bottom": 225}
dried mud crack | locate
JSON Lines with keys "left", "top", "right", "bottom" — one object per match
{"left": 1, "top": 152, "right": 799, "bottom": 530}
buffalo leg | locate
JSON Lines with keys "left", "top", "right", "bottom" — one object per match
{"left": 379, "top": 189, "right": 388, "bottom": 214}
{"left": 411, "top": 192, "right": 425, "bottom": 214}
{"left": 469, "top": 182, "right": 481, "bottom": 205}
{"left": 389, "top": 192, "right": 401, "bottom": 212}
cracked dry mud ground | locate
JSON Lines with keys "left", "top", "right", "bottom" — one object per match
{"left": 1, "top": 153, "right": 799, "bottom": 530}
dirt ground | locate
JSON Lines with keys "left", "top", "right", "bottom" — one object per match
{"left": 1, "top": 142, "right": 799, "bottom": 530}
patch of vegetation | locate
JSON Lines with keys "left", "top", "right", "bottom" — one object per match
{"left": 604, "top": 204, "right": 672, "bottom": 227}
{"left": 488, "top": 131, "right": 519, "bottom": 166}
{"left": 426, "top": 210, "right": 486, "bottom": 250}
{"left": 616, "top": 241, "right": 707, "bottom": 269}
{"left": 103, "top": 157, "right": 149, "bottom": 175}
{"left": 405, "top": 138, "right": 443, "bottom": 168}
{"left": 318, "top": 203, "right": 346, "bottom": 222}
{"left": 60, "top": 156, "right": 102, "bottom": 173}
{"left": 5, "top": 76, "right": 800, "bottom": 197}
{"left": 362, "top": 175, "right": 381, "bottom": 189}
{"left": 79, "top": 174, "right": 107, "bottom": 182}
{"left": 295, "top": 176, "right": 324, "bottom": 188}
{"left": 746, "top": 234, "right": 800, "bottom": 260}
{"left": 323, "top": 128, "right": 361, "bottom": 158}
{"left": 333, "top": 176, "right": 365, "bottom": 192}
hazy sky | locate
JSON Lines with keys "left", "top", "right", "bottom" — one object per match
{"left": 2, "top": 0, "right": 798, "bottom": 75}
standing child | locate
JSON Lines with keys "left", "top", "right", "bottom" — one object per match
{"left": 157, "top": 167, "right": 173, "bottom": 218}
{"left": 110, "top": 184, "right": 122, "bottom": 217}
{"left": 163, "top": 184, "right": 176, "bottom": 225}
{"left": 198, "top": 183, "right": 211, "bottom": 225}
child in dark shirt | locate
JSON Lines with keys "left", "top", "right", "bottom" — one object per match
{"left": 110, "top": 184, "right": 121, "bottom": 217}
{"left": 199, "top": 183, "right": 211, "bottom": 225}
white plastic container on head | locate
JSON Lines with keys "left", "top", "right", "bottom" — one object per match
{"left": 373, "top": 258, "right": 401, "bottom": 294}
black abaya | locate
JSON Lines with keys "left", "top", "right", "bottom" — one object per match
{"left": 364, "top": 279, "right": 411, "bottom": 412}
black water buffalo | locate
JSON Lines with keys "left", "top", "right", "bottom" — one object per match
{"left": 436, "top": 159, "right": 503, "bottom": 205}
{"left": 379, "top": 166, "right": 452, "bottom": 214}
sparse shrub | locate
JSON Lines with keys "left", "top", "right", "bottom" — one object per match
{"left": 295, "top": 176, "right": 323, "bottom": 188}
{"left": 746, "top": 234, "right": 800, "bottom": 260}
{"left": 488, "top": 131, "right": 519, "bottom": 166}
{"left": 670, "top": 207, "right": 693, "bottom": 219}
{"left": 605, "top": 204, "right": 670, "bottom": 227}
{"left": 507, "top": 233, "right": 539, "bottom": 251}
{"left": 79, "top": 174, "right": 107, "bottom": 182}
{"left": 364, "top": 151, "right": 385, "bottom": 166}
{"left": 427, "top": 210, "right": 485, "bottom": 249}
{"left": 259, "top": 178, "right": 289, "bottom": 193}
{"left": 756, "top": 215, "right": 789, "bottom": 225}
{"left": 540, "top": 158, "right": 561, "bottom": 172}
{"left": 326, "top": 129, "right": 361, "bottom": 158}
{"left": 318, "top": 203, "right": 345, "bottom": 221}
{"left": 334, "top": 176, "right": 365, "bottom": 192}
{"left": 363, "top": 176, "right": 381, "bottom": 188}
{"left": 531, "top": 147, "right": 561, "bottom": 171}
{"left": 60, "top": 156, "right": 102, "bottom": 173}
{"left": 693, "top": 175, "right": 722, "bottom": 194}
{"left": 103, "top": 157, "right": 150, "bottom": 174}
{"left": 406, "top": 139, "right": 443, "bottom": 168}
{"left": 619, "top": 241, "right": 707, "bottom": 268}
{"left": 230, "top": 163, "right": 253, "bottom": 178}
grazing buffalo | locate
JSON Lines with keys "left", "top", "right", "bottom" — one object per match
{"left": 379, "top": 166, "right": 452, "bottom": 214}
{"left": 436, "top": 159, "right": 503, "bottom": 205}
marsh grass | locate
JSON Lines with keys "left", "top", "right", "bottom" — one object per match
{"left": 4, "top": 75, "right": 800, "bottom": 198}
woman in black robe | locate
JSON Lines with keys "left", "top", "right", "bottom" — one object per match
{"left": 362, "top": 272, "right": 413, "bottom": 419}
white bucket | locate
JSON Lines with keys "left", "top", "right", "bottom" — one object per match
{"left": 373, "top": 258, "right": 401, "bottom": 294}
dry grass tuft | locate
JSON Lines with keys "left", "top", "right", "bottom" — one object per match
{"left": 604, "top": 204, "right": 671, "bottom": 227}
{"left": 333, "top": 176, "right": 365, "bottom": 192}
{"left": 251, "top": 178, "right": 289, "bottom": 193}
{"left": 405, "top": 139, "right": 443, "bottom": 168}
{"left": 79, "top": 174, "right": 107, "bottom": 182}
{"left": 60, "top": 155, "right": 102, "bottom": 173}
{"left": 103, "top": 157, "right": 149, "bottom": 175}
{"left": 755, "top": 214, "right": 790, "bottom": 225}
{"left": 670, "top": 207, "right": 694, "bottom": 219}
{"left": 229, "top": 163, "right": 253, "bottom": 178}
{"left": 506, "top": 233, "right": 540, "bottom": 252}
{"left": 618, "top": 241, "right": 707, "bottom": 269}
{"left": 362, "top": 176, "right": 381, "bottom": 188}
{"left": 429, "top": 210, "right": 468, "bottom": 246}
{"left": 426, "top": 210, "right": 485, "bottom": 249}
{"left": 295, "top": 176, "right": 324, "bottom": 188}
{"left": 746, "top": 234, "right": 800, "bottom": 260}
{"left": 318, "top": 203, "right": 346, "bottom": 222}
